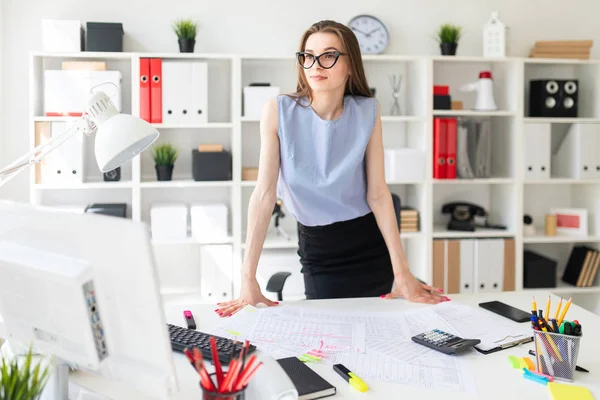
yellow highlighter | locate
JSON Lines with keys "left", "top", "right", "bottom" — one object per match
{"left": 333, "top": 364, "right": 369, "bottom": 392}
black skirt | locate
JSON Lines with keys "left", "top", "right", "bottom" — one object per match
{"left": 297, "top": 211, "right": 395, "bottom": 300}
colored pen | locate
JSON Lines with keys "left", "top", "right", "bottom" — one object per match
{"left": 333, "top": 364, "right": 369, "bottom": 392}
{"left": 551, "top": 318, "right": 560, "bottom": 333}
{"left": 184, "top": 310, "right": 196, "bottom": 330}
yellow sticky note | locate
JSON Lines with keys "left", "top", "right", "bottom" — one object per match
{"left": 548, "top": 382, "right": 594, "bottom": 400}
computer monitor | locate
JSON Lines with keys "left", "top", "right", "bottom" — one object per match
{"left": 0, "top": 200, "right": 178, "bottom": 399}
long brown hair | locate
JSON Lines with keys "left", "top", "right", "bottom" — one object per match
{"left": 290, "top": 20, "right": 373, "bottom": 104}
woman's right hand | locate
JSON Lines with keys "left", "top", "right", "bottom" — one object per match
{"left": 214, "top": 277, "right": 279, "bottom": 317}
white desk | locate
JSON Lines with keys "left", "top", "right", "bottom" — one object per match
{"left": 71, "top": 290, "right": 600, "bottom": 399}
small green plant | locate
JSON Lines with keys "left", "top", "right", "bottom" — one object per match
{"left": 152, "top": 143, "right": 179, "bottom": 166}
{"left": 436, "top": 23, "right": 462, "bottom": 44}
{"left": 172, "top": 18, "right": 198, "bottom": 40}
{"left": 0, "top": 346, "right": 52, "bottom": 400}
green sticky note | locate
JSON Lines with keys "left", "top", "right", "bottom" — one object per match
{"left": 508, "top": 355, "right": 520, "bottom": 369}
{"left": 299, "top": 353, "right": 321, "bottom": 362}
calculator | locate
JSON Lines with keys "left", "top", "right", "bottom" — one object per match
{"left": 411, "top": 329, "right": 481, "bottom": 355}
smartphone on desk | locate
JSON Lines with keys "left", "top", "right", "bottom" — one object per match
{"left": 479, "top": 301, "right": 531, "bottom": 323}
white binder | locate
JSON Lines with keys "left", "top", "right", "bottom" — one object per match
{"left": 552, "top": 124, "right": 599, "bottom": 179}
{"left": 524, "top": 123, "right": 551, "bottom": 180}
{"left": 47, "top": 121, "right": 85, "bottom": 184}
{"left": 200, "top": 245, "right": 233, "bottom": 302}
{"left": 474, "top": 239, "right": 505, "bottom": 293}
{"left": 162, "top": 60, "right": 208, "bottom": 124}
{"left": 459, "top": 239, "right": 475, "bottom": 294}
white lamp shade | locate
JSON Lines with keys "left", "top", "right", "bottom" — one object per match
{"left": 94, "top": 114, "right": 159, "bottom": 173}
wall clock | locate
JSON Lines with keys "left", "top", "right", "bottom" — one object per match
{"left": 347, "top": 15, "right": 390, "bottom": 54}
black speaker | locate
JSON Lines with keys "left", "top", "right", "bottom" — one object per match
{"left": 529, "top": 79, "right": 578, "bottom": 118}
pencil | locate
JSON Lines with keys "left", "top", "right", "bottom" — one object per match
{"left": 557, "top": 297, "right": 572, "bottom": 326}
{"left": 554, "top": 297, "right": 563, "bottom": 321}
{"left": 545, "top": 296, "right": 551, "bottom": 322}
{"left": 532, "top": 296, "right": 537, "bottom": 314}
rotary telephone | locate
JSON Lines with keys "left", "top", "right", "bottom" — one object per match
{"left": 441, "top": 202, "right": 506, "bottom": 232}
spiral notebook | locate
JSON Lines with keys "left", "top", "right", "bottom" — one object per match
{"left": 277, "top": 357, "right": 336, "bottom": 400}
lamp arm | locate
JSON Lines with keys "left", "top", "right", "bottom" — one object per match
{"left": 0, "top": 116, "right": 96, "bottom": 188}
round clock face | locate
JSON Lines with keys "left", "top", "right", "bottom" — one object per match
{"left": 347, "top": 15, "right": 390, "bottom": 54}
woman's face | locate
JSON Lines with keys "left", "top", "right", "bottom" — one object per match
{"left": 300, "top": 32, "right": 350, "bottom": 94}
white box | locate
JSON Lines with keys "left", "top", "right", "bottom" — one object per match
{"left": 44, "top": 70, "right": 122, "bottom": 116}
{"left": 384, "top": 148, "right": 426, "bottom": 182}
{"left": 42, "top": 19, "right": 84, "bottom": 52}
{"left": 190, "top": 203, "right": 228, "bottom": 240}
{"left": 243, "top": 86, "right": 280, "bottom": 120}
{"left": 150, "top": 204, "right": 188, "bottom": 240}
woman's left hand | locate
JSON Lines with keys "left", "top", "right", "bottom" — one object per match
{"left": 382, "top": 271, "right": 450, "bottom": 304}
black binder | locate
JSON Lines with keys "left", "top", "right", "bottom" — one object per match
{"left": 277, "top": 357, "right": 336, "bottom": 400}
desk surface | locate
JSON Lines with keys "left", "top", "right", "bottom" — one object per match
{"left": 74, "top": 290, "right": 600, "bottom": 400}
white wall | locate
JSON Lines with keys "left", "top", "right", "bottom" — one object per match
{"left": 2, "top": 0, "right": 600, "bottom": 201}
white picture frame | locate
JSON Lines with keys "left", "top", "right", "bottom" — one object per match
{"left": 549, "top": 208, "right": 588, "bottom": 236}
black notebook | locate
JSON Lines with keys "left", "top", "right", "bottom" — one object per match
{"left": 277, "top": 357, "right": 336, "bottom": 400}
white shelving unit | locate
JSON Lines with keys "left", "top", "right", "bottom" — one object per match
{"left": 28, "top": 51, "right": 600, "bottom": 303}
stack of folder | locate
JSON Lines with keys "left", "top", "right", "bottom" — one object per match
{"left": 561, "top": 245, "right": 600, "bottom": 288}
{"left": 400, "top": 207, "right": 419, "bottom": 233}
{"left": 529, "top": 40, "right": 593, "bottom": 59}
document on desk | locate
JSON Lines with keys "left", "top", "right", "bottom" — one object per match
{"left": 248, "top": 311, "right": 367, "bottom": 354}
{"left": 431, "top": 302, "right": 532, "bottom": 352}
{"left": 328, "top": 350, "right": 477, "bottom": 393}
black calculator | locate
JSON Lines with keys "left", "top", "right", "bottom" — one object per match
{"left": 411, "top": 329, "right": 481, "bottom": 355}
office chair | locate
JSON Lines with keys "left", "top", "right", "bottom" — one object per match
{"left": 265, "top": 193, "right": 403, "bottom": 301}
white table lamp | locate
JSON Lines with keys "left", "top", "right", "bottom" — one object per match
{"left": 0, "top": 90, "right": 160, "bottom": 187}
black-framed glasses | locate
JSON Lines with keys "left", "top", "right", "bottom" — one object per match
{"left": 296, "top": 51, "right": 346, "bottom": 69}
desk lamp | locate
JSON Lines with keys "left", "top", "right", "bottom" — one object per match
{"left": 0, "top": 90, "right": 160, "bottom": 187}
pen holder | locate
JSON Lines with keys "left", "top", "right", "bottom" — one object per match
{"left": 533, "top": 330, "right": 582, "bottom": 382}
{"left": 200, "top": 373, "right": 247, "bottom": 400}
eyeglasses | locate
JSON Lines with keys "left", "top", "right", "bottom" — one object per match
{"left": 296, "top": 51, "right": 346, "bottom": 69}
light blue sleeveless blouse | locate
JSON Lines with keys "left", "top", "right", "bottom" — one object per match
{"left": 276, "top": 94, "right": 378, "bottom": 227}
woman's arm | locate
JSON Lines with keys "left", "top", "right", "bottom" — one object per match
{"left": 242, "top": 97, "right": 281, "bottom": 281}
{"left": 365, "top": 104, "right": 446, "bottom": 303}
{"left": 216, "top": 97, "right": 281, "bottom": 316}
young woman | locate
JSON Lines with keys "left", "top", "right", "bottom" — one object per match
{"left": 216, "top": 20, "right": 449, "bottom": 317}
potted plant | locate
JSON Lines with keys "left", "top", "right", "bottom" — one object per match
{"left": 172, "top": 18, "right": 198, "bottom": 53}
{"left": 152, "top": 143, "right": 178, "bottom": 181}
{"left": 1, "top": 346, "right": 52, "bottom": 400}
{"left": 436, "top": 23, "right": 462, "bottom": 55}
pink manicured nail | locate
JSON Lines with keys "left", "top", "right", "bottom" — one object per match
{"left": 380, "top": 295, "right": 386, "bottom": 299}
{"left": 274, "top": 302, "right": 279, "bottom": 304}
{"left": 438, "top": 289, "right": 444, "bottom": 293}
{"left": 444, "top": 297, "right": 451, "bottom": 301}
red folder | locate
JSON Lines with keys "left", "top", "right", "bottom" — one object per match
{"left": 149, "top": 58, "right": 162, "bottom": 123}
{"left": 433, "top": 118, "right": 447, "bottom": 179}
{"left": 139, "top": 58, "right": 150, "bottom": 122}
{"left": 446, "top": 118, "right": 457, "bottom": 179}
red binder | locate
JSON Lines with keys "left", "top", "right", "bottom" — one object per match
{"left": 446, "top": 118, "right": 457, "bottom": 179}
{"left": 139, "top": 58, "right": 150, "bottom": 122}
{"left": 433, "top": 118, "right": 447, "bottom": 179}
{"left": 149, "top": 58, "right": 162, "bottom": 123}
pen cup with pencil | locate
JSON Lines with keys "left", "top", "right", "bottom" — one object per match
{"left": 200, "top": 372, "right": 247, "bottom": 400}
{"left": 533, "top": 330, "right": 582, "bottom": 382}
{"left": 184, "top": 338, "right": 262, "bottom": 400}
{"left": 531, "top": 296, "right": 583, "bottom": 382}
